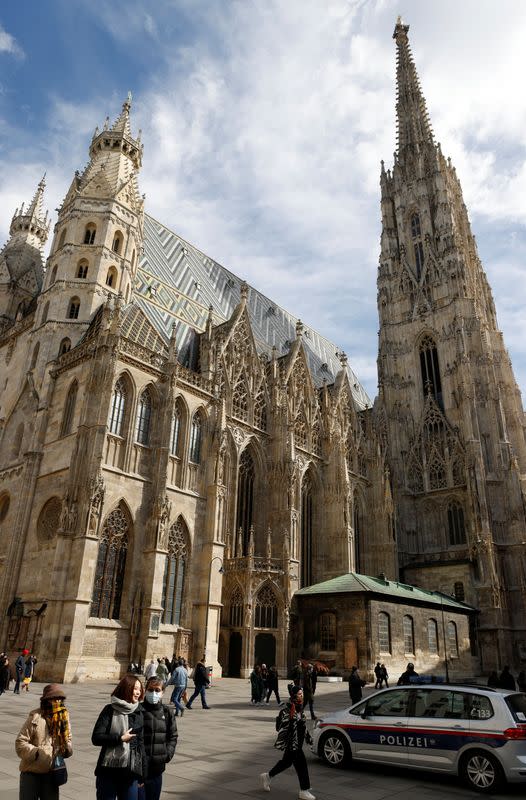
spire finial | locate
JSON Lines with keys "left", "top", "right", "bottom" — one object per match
{"left": 393, "top": 18, "right": 434, "bottom": 154}
{"left": 296, "top": 319, "right": 304, "bottom": 337}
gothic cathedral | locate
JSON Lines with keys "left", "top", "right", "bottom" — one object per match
{"left": 0, "top": 21, "right": 524, "bottom": 680}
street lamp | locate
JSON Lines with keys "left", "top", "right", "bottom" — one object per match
{"left": 204, "top": 556, "right": 224, "bottom": 663}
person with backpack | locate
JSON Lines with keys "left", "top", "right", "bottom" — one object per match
{"left": 185, "top": 658, "right": 210, "bottom": 709}
{"left": 259, "top": 684, "right": 315, "bottom": 800}
{"left": 139, "top": 677, "right": 178, "bottom": 800}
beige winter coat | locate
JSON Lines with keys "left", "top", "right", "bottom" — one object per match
{"left": 15, "top": 708, "right": 73, "bottom": 773}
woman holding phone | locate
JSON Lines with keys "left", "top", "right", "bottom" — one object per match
{"left": 92, "top": 674, "right": 147, "bottom": 800}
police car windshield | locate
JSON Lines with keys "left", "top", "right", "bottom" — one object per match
{"left": 505, "top": 693, "right": 526, "bottom": 723}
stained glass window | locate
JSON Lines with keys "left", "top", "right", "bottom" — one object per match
{"left": 91, "top": 506, "right": 129, "bottom": 619}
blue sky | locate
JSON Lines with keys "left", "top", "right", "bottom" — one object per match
{"left": 2, "top": 0, "right": 526, "bottom": 401}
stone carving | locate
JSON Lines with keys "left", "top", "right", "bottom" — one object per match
{"left": 87, "top": 473, "right": 105, "bottom": 537}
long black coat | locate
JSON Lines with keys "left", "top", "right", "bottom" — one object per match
{"left": 141, "top": 701, "right": 178, "bottom": 778}
{"left": 91, "top": 704, "right": 147, "bottom": 779}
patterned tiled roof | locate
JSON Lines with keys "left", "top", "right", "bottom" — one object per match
{"left": 295, "top": 572, "right": 476, "bottom": 612}
{"left": 136, "top": 214, "right": 370, "bottom": 408}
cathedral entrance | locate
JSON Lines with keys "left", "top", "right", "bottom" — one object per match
{"left": 254, "top": 632, "right": 276, "bottom": 667}
{"left": 228, "top": 631, "right": 242, "bottom": 677}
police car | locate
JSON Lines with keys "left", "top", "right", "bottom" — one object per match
{"left": 311, "top": 684, "right": 526, "bottom": 792}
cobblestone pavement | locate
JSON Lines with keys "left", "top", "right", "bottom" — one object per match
{"left": 0, "top": 678, "right": 522, "bottom": 799}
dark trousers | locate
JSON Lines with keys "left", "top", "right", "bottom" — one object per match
{"left": 187, "top": 685, "right": 209, "bottom": 708}
{"left": 96, "top": 773, "right": 138, "bottom": 800}
{"left": 306, "top": 697, "right": 315, "bottom": 719}
{"left": 20, "top": 772, "right": 59, "bottom": 800}
{"left": 265, "top": 687, "right": 281, "bottom": 703}
{"left": 138, "top": 774, "right": 162, "bottom": 800}
{"left": 269, "top": 748, "right": 310, "bottom": 790}
{"left": 14, "top": 672, "right": 22, "bottom": 693}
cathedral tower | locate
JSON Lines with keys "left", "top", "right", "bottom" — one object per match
{"left": 377, "top": 18, "right": 526, "bottom": 670}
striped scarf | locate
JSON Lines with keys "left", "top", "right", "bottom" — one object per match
{"left": 43, "top": 700, "right": 70, "bottom": 756}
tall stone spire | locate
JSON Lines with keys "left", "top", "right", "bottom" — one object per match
{"left": 9, "top": 174, "right": 50, "bottom": 249}
{"left": 393, "top": 16, "right": 434, "bottom": 154}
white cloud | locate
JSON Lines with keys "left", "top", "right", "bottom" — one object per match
{"left": 0, "top": 24, "right": 24, "bottom": 59}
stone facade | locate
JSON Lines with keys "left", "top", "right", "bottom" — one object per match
{"left": 0, "top": 21, "right": 525, "bottom": 681}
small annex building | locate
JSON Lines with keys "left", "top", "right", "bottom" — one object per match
{"left": 292, "top": 573, "right": 478, "bottom": 681}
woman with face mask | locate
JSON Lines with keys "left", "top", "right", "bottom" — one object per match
{"left": 139, "top": 678, "right": 178, "bottom": 800}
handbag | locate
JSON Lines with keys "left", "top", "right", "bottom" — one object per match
{"left": 50, "top": 754, "right": 68, "bottom": 787}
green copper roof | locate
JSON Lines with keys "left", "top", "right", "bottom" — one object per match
{"left": 295, "top": 572, "right": 476, "bottom": 612}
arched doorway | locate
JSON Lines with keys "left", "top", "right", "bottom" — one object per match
{"left": 254, "top": 632, "right": 276, "bottom": 667}
{"left": 228, "top": 631, "right": 242, "bottom": 677}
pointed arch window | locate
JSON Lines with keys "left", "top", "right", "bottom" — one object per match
{"left": 447, "top": 621, "right": 459, "bottom": 657}
{"left": 378, "top": 611, "right": 391, "bottom": 653}
{"left": 77, "top": 260, "right": 89, "bottom": 279}
{"left": 58, "top": 338, "right": 71, "bottom": 357}
{"left": 410, "top": 212, "right": 424, "bottom": 280}
{"left": 135, "top": 388, "right": 152, "bottom": 445}
{"left": 83, "top": 223, "right": 96, "bottom": 245}
{"left": 232, "top": 379, "right": 248, "bottom": 421}
{"left": 109, "top": 378, "right": 126, "bottom": 436}
{"left": 90, "top": 505, "right": 129, "bottom": 619}
{"left": 106, "top": 266, "right": 118, "bottom": 288}
{"left": 448, "top": 502, "right": 466, "bottom": 545}
{"left": 403, "top": 614, "right": 415, "bottom": 654}
{"left": 30, "top": 342, "right": 40, "bottom": 370}
{"left": 170, "top": 402, "right": 183, "bottom": 456}
{"left": 60, "top": 380, "right": 78, "bottom": 437}
{"left": 189, "top": 411, "right": 202, "bottom": 463}
{"left": 50, "top": 265, "right": 58, "bottom": 284}
{"left": 162, "top": 518, "right": 188, "bottom": 625}
{"left": 41, "top": 302, "right": 49, "bottom": 325}
{"left": 353, "top": 493, "right": 362, "bottom": 573}
{"left": 236, "top": 448, "right": 254, "bottom": 555}
{"left": 320, "top": 612, "right": 336, "bottom": 651}
{"left": 112, "top": 231, "right": 123, "bottom": 254}
{"left": 57, "top": 229, "right": 67, "bottom": 250}
{"left": 253, "top": 391, "right": 267, "bottom": 430}
{"left": 67, "top": 297, "right": 80, "bottom": 319}
{"left": 301, "top": 472, "right": 313, "bottom": 587}
{"left": 419, "top": 335, "right": 442, "bottom": 407}
{"left": 229, "top": 586, "right": 244, "bottom": 628}
{"left": 428, "top": 618, "right": 439, "bottom": 655}
{"left": 255, "top": 584, "right": 278, "bottom": 628}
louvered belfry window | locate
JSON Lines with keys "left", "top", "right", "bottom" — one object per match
{"left": 91, "top": 506, "right": 129, "bottom": 619}
{"left": 419, "top": 335, "right": 442, "bottom": 407}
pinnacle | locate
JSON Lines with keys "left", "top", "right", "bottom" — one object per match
{"left": 111, "top": 91, "right": 133, "bottom": 136}
{"left": 393, "top": 18, "right": 435, "bottom": 154}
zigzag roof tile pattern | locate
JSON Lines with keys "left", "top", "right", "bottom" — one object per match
{"left": 136, "top": 214, "right": 370, "bottom": 409}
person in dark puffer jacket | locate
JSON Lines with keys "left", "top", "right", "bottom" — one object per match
{"left": 139, "top": 678, "right": 178, "bottom": 800}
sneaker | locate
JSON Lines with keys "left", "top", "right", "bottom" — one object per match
{"left": 298, "top": 791, "right": 315, "bottom": 800}
{"left": 259, "top": 773, "right": 271, "bottom": 792}
{"left": 185, "top": 704, "right": 192, "bottom": 709}
{"left": 203, "top": 705, "right": 211, "bottom": 709}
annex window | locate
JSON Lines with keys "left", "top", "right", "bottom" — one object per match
{"left": 189, "top": 411, "right": 202, "bottom": 464}
{"left": 378, "top": 611, "right": 391, "bottom": 653}
{"left": 90, "top": 505, "right": 129, "bottom": 620}
{"left": 60, "top": 380, "right": 78, "bottom": 437}
{"left": 235, "top": 448, "right": 255, "bottom": 555}
{"left": 58, "top": 338, "right": 71, "bottom": 357}
{"left": 254, "top": 584, "right": 278, "bottom": 629}
{"left": 162, "top": 518, "right": 188, "bottom": 626}
{"left": 419, "top": 335, "right": 442, "bottom": 407}
{"left": 447, "top": 621, "right": 459, "bottom": 658}
{"left": 135, "top": 388, "right": 152, "bottom": 445}
{"left": 403, "top": 614, "right": 415, "bottom": 654}
{"left": 428, "top": 618, "right": 439, "bottom": 655}
{"left": 106, "top": 266, "right": 118, "bottom": 288}
{"left": 229, "top": 586, "right": 244, "bottom": 628}
{"left": 109, "top": 378, "right": 126, "bottom": 436}
{"left": 67, "top": 297, "right": 80, "bottom": 319}
{"left": 77, "top": 260, "right": 89, "bottom": 279}
{"left": 83, "top": 223, "right": 96, "bottom": 245}
{"left": 301, "top": 471, "right": 313, "bottom": 587}
{"left": 448, "top": 502, "right": 466, "bottom": 545}
{"left": 320, "top": 612, "right": 336, "bottom": 651}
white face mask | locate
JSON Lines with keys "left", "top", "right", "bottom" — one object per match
{"left": 145, "top": 690, "right": 162, "bottom": 704}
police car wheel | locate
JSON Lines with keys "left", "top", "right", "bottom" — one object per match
{"left": 319, "top": 731, "right": 350, "bottom": 768}
{"left": 460, "top": 749, "right": 504, "bottom": 793}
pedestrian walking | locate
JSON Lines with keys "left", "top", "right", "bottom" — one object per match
{"left": 397, "top": 662, "right": 419, "bottom": 685}
{"left": 139, "top": 677, "right": 178, "bottom": 800}
{"left": 518, "top": 670, "right": 526, "bottom": 693}
{"left": 0, "top": 655, "right": 10, "bottom": 695}
{"left": 259, "top": 684, "right": 315, "bottom": 800}
{"left": 265, "top": 666, "right": 282, "bottom": 705}
{"left": 250, "top": 665, "right": 265, "bottom": 704}
{"left": 22, "top": 653, "right": 37, "bottom": 692}
{"left": 15, "top": 683, "right": 72, "bottom": 800}
{"left": 380, "top": 664, "right": 389, "bottom": 688}
{"left": 91, "top": 673, "right": 147, "bottom": 800}
{"left": 169, "top": 658, "right": 188, "bottom": 717}
{"left": 499, "top": 665, "right": 516, "bottom": 690}
{"left": 349, "top": 666, "right": 366, "bottom": 704}
{"left": 374, "top": 661, "right": 382, "bottom": 689}
{"left": 290, "top": 659, "right": 304, "bottom": 687}
{"left": 155, "top": 659, "right": 169, "bottom": 688}
{"left": 185, "top": 658, "right": 210, "bottom": 709}
{"left": 144, "top": 660, "right": 157, "bottom": 681}
{"left": 303, "top": 664, "right": 317, "bottom": 720}
{"left": 14, "top": 648, "right": 28, "bottom": 694}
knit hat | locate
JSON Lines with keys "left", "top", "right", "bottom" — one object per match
{"left": 41, "top": 684, "right": 66, "bottom": 702}
{"left": 288, "top": 683, "right": 303, "bottom": 700}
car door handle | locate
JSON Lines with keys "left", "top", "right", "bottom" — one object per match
{"left": 453, "top": 725, "right": 466, "bottom": 730}
{"left": 393, "top": 722, "right": 407, "bottom": 727}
